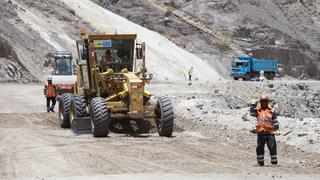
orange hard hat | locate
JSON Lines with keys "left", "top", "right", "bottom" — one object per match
{"left": 259, "top": 94, "right": 269, "bottom": 101}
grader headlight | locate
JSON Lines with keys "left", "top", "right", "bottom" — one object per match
{"left": 143, "top": 90, "right": 151, "bottom": 105}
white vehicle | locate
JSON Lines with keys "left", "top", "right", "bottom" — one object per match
{"left": 49, "top": 51, "right": 76, "bottom": 97}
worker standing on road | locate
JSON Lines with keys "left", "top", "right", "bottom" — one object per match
{"left": 250, "top": 94, "right": 279, "bottom": 166}
{"left": 44, "top": 76, "right": 57, "bottom": 113}
{"left": 188, "top": 67, "right": 193, "bottom": 81}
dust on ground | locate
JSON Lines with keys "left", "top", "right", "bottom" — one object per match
{"left": 0, "top": 82, "right": 320, "bottom": 179}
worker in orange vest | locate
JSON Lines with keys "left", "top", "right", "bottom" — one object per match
{"left": 250, "top": 94, "right": 279, "bottom": 166}
{"left": 44, "top": 76, "right": 57, "bottom": 112}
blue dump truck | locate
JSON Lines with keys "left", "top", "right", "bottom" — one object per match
{"left": 230, "top": 56, "right": 278, "bottom": 80}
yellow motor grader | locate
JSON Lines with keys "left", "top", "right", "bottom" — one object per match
{"left": 58, "top": 30, "right": 174, "bottom": 137}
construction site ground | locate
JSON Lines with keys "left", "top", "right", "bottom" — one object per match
{"left": 1, "top": 0, "right": 320, "bottom": 179}
{"left": 0, "top": 82, "right": 319, "bottom": 180}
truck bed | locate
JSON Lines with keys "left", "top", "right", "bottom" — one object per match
{"left": 252, "top": 59, "right": 277, "bottom": 72}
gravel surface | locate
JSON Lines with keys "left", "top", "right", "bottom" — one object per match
{"left": 1, "top": 82, "right": 320, "bottom": 179}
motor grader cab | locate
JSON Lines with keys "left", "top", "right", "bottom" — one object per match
{"left": 49, "top": 51, "right": 76, "bottom": 96}
{"left": 58, "top": 32, "right": 174, "bottom": 137}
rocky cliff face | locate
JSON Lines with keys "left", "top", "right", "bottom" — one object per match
{"left": 1, "top": 0, "right": 319, "bottom": 82}
{"left": 0, "top": 0, "right": 83, "bottom": 83}
{"left": 92, "top": 0, "right": 320, "bottom": 79}
{"left": 0, "top": 1, "right": 38, "bottom": 83}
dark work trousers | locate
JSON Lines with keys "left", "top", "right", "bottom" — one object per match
{"left": 256, "top": 134, "right": 277, "bottom": 165}
{"left": 46, "top": 97, "right": 56, "bottom": 112}
{"left": 189, "top": 75, "right": 192, "bottom": 81}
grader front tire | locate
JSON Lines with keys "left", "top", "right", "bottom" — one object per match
{"left": 90, "top": 97, "right": 111, "bottom": 137}
{"left": 155, "top": 96, "right": 174, "bottom": 137}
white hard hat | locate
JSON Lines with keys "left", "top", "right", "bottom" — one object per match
{"left": 47, "top": 76, "right": 53, "bottom": 81}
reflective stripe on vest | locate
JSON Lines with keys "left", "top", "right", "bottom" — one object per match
{"left": 256, "top": 108, "right": 274, "bottom": 133}
{"left": 47, "top": 84, "right": 56, "bottom": 97}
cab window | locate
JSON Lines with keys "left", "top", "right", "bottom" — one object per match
{"left": 54, "top": 58, "right": 72, "bottom": 75}
{"left": 232, "top": 61, "right": 244, "bottom": 68}
{"left": 93, "top": 39, "right": 134, "bottom": 72}
{"left": 77, "top": 42, "right": 88, "bottom": 65}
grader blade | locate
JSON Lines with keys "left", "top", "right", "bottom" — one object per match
{"left": 71, "top": 117, "right": 92, "bottom": 134}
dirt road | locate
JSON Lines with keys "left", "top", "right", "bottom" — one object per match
{"left": 0, "top": 84, "right": 44, "bottom": 113}
{"left": 0, "top": 83, "right": 319, "bottom": 179}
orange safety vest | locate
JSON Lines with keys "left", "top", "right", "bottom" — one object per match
{"left": 256, "top": 108, "right": 275, "bottom": 133}
{"left": 46, "top": 84, "right": 56, "bottom": 97}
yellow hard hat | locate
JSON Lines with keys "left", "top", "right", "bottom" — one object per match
{"left": 250, "top": 99, "right": 256, "bottom": 105}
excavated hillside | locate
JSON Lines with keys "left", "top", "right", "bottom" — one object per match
{"left": 0, "top": 0, "right": 222, "bottom": 83}
{"left": 1, "top": 0, "right": 319, "bottom": 82}
{"left": 0, "top": 0, "right": 92, "bottom": 83}
{"left": 92, "top": 0, "right": 320, "bottom": 79}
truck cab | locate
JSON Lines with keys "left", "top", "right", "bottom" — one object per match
{"left": 230, "top": 56, "right": 253, "bottom": 80}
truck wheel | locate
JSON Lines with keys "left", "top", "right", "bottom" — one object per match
{"left": 70, "top": 96, "right": 87, "bottom": 123}
{"left": 233, "top": 77, "right": 239, "bottom": 80}
{"left": 90, "top": 97, "right": 111, "bottom": 137}
{"left": 269, "top": 73, "right": 275, "bottom": 80}
{"left": 245, "top": 73, "right": 251, "bottom": 81}
{"left": 265, "top": 73, "right": 270, "bottom": 80}
{"left": 155, "top": 96, "right": 174, "bottom": 137}
{"left": 58, "top": 93, "right": 72, "bottom": 128}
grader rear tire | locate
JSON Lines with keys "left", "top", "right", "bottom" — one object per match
{"left": 58, "top": 93, "right": 72, "bottom": 128}
{"left": 90, "top": 97, "right": 111, "bottom": 137}
{"left": 155, "top": 96, "right": 174, "bottom": 137}
{"left": 70, "top": 95, "right": 87, "bottom": 119}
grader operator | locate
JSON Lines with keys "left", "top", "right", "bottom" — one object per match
{"left": 58, "top": 31, "right": 174, "bottom": 137}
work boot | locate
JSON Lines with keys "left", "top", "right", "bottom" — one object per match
{"left": 50, "top": 107, "right": 55, "bottom": 113}
{"left": 271, "top": 161, "right": 278, "bottom": 166}
{"left": 271, "top": 155, "right": 278, "bottom": 166}
{"left": 257, "top": 161, "right": 264, "bottom": 166}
